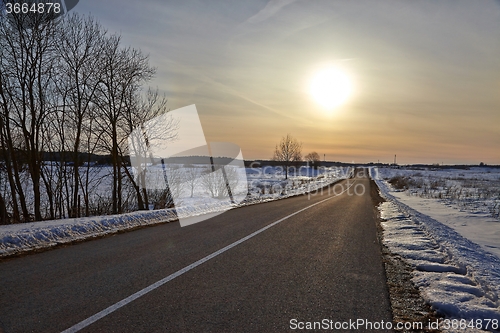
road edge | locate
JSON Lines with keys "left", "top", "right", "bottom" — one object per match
{"left": 0, "top": 177, "right": 350, "bottom": 261}
{"left": 370, "top": 177, "right": 442, "bottom": 333}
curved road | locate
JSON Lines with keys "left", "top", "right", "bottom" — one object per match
{"left": 0, "top": 170, "right": 392, "bottom": 332}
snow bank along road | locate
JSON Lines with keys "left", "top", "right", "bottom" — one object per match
{"left": 0, "top": 171, "right": 393, "bottom": 332}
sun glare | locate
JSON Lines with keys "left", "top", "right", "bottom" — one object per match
{"left": 309, "top": 67, "right": 353, "bottom": 109}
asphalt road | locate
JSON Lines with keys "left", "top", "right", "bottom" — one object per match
{"left": 0, "top": 170, "right": 393, "bottom": 332}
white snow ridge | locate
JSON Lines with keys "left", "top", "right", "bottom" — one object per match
{"left": 372, "top": 168, "right": 500, "bottom": 332}
{"left": 0, "top": 166, "right": 351, "bottom": 258}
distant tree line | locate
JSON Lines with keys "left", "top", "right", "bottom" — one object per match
{"left": 0, "top": 11, "right": 172, "bottom": 223}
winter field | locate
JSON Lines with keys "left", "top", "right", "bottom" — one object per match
{"left": 0, "top": 164, "right": 353, "bottom": 257}
{"left": 4, "top": 164, "right": 500, "bottom": 330}
{"left": 372, "top": 167, "right": 500, "bottom": 332}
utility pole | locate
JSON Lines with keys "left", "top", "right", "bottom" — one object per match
{"left": 394, "top": 154, "right": 397, "bottom": 165}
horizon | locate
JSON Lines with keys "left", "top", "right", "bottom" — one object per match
{"left": 70, "top": 0, "right": 500, "bottom": 165}
{"left": 35, "top": 150, "right": 500, "bottom": 167}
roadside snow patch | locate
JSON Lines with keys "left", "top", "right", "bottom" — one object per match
{"left": 372, "top": 167, "right": 500, "bottom": 329}
{"left": 0, "top": 167, "right": 352, "bottom": 258}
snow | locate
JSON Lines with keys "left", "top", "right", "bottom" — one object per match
{"left": 374, "top": 166, "right": 500, "bottom": 260}
{"left": 0, "top": 210, "right": 177, "bottom": 257}
{"left": 389, "top": 193, "right": 500, "bottom": 259}
{"left": 4, "top": 164, "right": 499, "bottom": 329}
{"left": 0, "top": 166, "right": 352, "bottom": 257}
{"left": 372, "top": 167, "right": 500, "bottom": 331}
{"left": 376, "top": 166, "right": 500, "bottom": 219}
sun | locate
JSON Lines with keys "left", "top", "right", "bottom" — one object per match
{"left": 309, "top": 66, "right": 353, "bottom": 109}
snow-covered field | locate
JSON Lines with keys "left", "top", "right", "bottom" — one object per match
{"left": 0, "top": 165, "right": 353, "bottom": 257}
{"left": 378, "top": 167, "right": 500, "bottom": 219}
{"left": 372, "top": 167, "right": 500, "bottom": 332}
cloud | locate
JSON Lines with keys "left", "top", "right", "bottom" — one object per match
{"left": 247, "top": 0, "right": 298, "bottom": 24}
{"left": 152, "top": 55, "right": 306, "bottom": 123}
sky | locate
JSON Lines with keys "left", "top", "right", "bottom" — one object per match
{"left": 73, "top": 0, "right": 500, "bottom": 165}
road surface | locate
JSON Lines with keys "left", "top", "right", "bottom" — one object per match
{"left": 0, "top": 170, "right": 392, "bottom": 332}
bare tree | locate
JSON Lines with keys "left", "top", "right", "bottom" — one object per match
{"left": 55, "top": 14, "right": 107, "bottom": 218}
{"left": 272, "top": 134, "right": 302, "bottom": 179}
{"left": 122, "top": 88, "right": 178, "bottom": 210}
{"left": 166, "top": 166, "right": 185, "bottom": 201}
{"left": 201, "top": 165, "right": 239, "bottom": 199}
{"left": 0, "top": 11, "right": 60, "bottom": 221}
{"left": 305, "top": 151, "right": 321, "bottom": 169}
{"left": 0, "top": 161, "right": 8, "bottom": 222}
{"left": 183, "top": 165, "right": 200, "bottom": 198}
{"left": 93, "top": 35, "right": 155, "bottom": 214}
{"left": 0, "top": 10, "right": 173, "bottom": 223}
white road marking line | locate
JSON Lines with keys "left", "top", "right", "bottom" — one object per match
{"left": 61, "top": 180, "right": 357, "bottom": 333}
